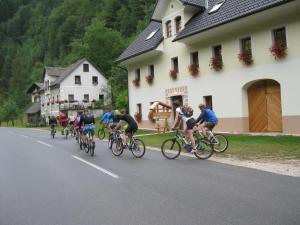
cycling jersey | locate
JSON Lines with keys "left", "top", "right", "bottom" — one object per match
{"left": 195, "top": 108, "right": 218, "bottom": 124}
{"left": 99, "top": 112, "right": 112, "bottom": 124}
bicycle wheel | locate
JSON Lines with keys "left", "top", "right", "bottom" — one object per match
{"left": 98, "top": 128, "right": 105, "bottom": 140}
{"left": 130, "top": 138, "right": 146, "bottom": 158}
{"left": 161, "top": 139, "right": 181, "bottom": 159}
{"left": 112, "top": 138, "right": 123, "bottom": 156}
{"left": 212, "top": 134, "right": 228, "bottom": 153}
{"left": 108, "top": 134, "right": 113, "bottom": 150}
{"left": 90, "top": 141, "right": 95, "bottom": 156}
{"left": 194, "top": 138, "right": 214, "bottom": 160}
{"left": 85, "top": 139, "right": 90, "bottom": 153}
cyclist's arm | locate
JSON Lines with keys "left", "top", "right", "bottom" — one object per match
{"left": 114, "top": 121, "right": 122, "bottom": 131}
{"left": 171, "top": 111, "right": 180, "bottom": 129}
{"left": 195, "top": 111, "right": 205, "bottom": 124}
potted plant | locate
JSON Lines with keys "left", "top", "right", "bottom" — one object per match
{"left": 134, "top": 112, "right": 142, "bottom": 123}
{"left": 83, "top": 99, "right": 88, "bottom": 103}
{"left": 209, "top": 56, "right": 223, "bottom": 71}
{"left": 145, "top": 75, "right": 154, "bottom": 85}
{"left": 188, "top": 64, "right": 199, "bottom": 76}
{"left": 132, "top": 79, "right": 140, "bottom": 87}
{"left": 47, "top": 102, "right": 50, "bottom": 106}
{"left": 91, "top": 99, "right": 96, "bottom": 103}
{"left": 238, "top": 50, "right": 253, "bottom": 66}
{"left": 169, "top": 69, "right": 177, "bottom": 80}
{"left": 64, "top": 100, "right": 68, "bottom": 103}
{"left": 269, "top": 43, "right": 287, "bottom": 60}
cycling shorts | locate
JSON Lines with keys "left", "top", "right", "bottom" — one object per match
{"left": 125, "top": 125, "right": 138, "bottom": 135}
{"left": 83, "top": 124, "right": 95, "bottom": 136}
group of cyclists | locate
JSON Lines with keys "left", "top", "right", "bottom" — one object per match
{"left": 47, "top": 101, "right": 218, "bottom": 156}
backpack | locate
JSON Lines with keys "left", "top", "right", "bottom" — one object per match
{"left": 181, "top": 105, "right": 194, "bottom": 117}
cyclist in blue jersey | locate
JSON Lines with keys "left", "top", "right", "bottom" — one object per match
{"left": 195, "top": 103, "right": 218, "bottom": 137}
{"left": 99, "top": 111, "right": 113, "bottom": 126}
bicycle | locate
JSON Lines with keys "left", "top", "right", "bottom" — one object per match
{"left": 196, "top": 129, "right": 228, "bottom": 153}
{"left": 50, "top": 125, "right": 56, "bottom": 139}
{"left": 111, "top": 130, "right": 145, "bottom": 158}
{"left": 161, "top": 129, "right": 214, "bottom": 160}
{"left": 61, "top": 125, "right": 69, "bottom": 139}
{"left": 97, "top": 125, "right": 107, "bottom": 140}
{"left": 84, "top": 131, "right": 95, "bottom": 156}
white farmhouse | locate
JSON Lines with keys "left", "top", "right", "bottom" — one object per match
{"left": 117, "top": 0, "right": 300, "bottom": 134}
{"left": 35, "top": 58, "right": 109, "bottom": 120}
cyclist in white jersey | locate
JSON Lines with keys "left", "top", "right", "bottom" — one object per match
{"left": 171, "top": 100, "right": 197, "bottom": 153}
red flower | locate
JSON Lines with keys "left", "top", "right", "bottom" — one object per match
{"left": 134, "top": 112, "right": 142, "bottom": 123}
{"left": 132, "top": 79, "right": 140, "bottom": 87}
{"left": 145, "top": 75, "right": 154, "bottom": 85}
{"left": 238, "top": 51, "right": 253, "bottom": 66}
{"left": 169, "top": 69, "right": 177, "bottom": 80}
{"left": 188, "top": 64, "right": 199, "bottom": 76}
{"left": 209, "top": 57, "right": 223, "bottom": 71}
{"left": 270, "top": 43, "right": 287, "bottom": 60}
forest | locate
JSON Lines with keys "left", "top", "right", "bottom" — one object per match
{"left": 0, "top": 0, "right": 156, "bottom": 123}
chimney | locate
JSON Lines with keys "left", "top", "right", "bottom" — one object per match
{"left": 205, "top": 0, "right": 209, "bottom": 9}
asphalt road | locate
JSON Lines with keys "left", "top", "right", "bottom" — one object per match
{"left": 0, "top": 128, "right": 299, "bottom": 225}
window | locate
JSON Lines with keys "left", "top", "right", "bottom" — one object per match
{"left": 135, "top": 69, "right": 141, "bottom": 81}
{"left": 204, "top": 96, "right": 213, "bottom": 110}
{"left": 45, "top": 80, "right": 50, "bottom": 91}
{"left": 190, "top": 52, "right": 199, "bottom": 67}
{"left": 83, "top": 64, "right": 89, "bottom": 72}
{"left": 68, "top": 94, "right": 74, "bottom": 102}
{"left": 171, "top": 57, "right": 179, "bottom": 72}
{"left": 75, "top": 76, "right": 81, "bottom": 85}
{"left": 166, "top": 20, "right": 172, "bottom": 38}
{"left": 213, "top": 45, "right": 222, "bottom": 59}
{"left": 137, "top": 103, "right": 142, "bottom": 115}
{"left": 92, "top": 76, "right": 98, "bottom": 85}
{"left": 83, "top": 94, "right": 89, "bottom": 102}
{"left": 273, "top": 27, "right": 287, "bottom": 48}
{"left": 240, "top": 37, "right": 252, "bottom": 53}
{"left": 146, "top": 29, "right": 159, "bottom": 40}
{"left": 149, "top": 65, "right": 155, "bottom": 77}
{"left": 209, "top": 0, "right": 225, "bottom": 14}
{"left": 99, "top": 94, "right": 104, "bottom": 105}
{"left": 175, "top": 16, "right": 181, "bottom": 34}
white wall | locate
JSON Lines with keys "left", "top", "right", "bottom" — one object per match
{"left": 60, "top": 60, "right": 108, "bottom": 103}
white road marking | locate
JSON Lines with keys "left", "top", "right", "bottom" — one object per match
{"left": 37, "top": 141, "right": 53, "bottom": 148}
{"left": 72, "top": 155, "right": 119, "bottom": 179}
{"left": 20, "top": 135, "right": 29, "bottom": 138}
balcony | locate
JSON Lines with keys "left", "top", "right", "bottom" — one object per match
{"left": 59, "top": 101, "right": 103, "bottom": 111}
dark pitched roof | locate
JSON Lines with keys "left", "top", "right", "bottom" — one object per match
{"left": 179, "top": 0, "right": 206, "bottom": 8}
{"left": 45, "top": 67, "right": 65, "bottom": 77}
{"left": 26, "top": 83, "right": 44, "bottom": 94}
{"left": 25, "top": 102, "right": 41, "bottom": 114}
{"left": 174, "top": 0, "right": 294, "bottom": 41}
{"left": 116, "top": 21, "right": 163, "bottom": 63}
{"left": 52, "top": 58, "right": 86, "bottom": 86}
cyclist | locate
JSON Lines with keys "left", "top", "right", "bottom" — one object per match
{"left": 171, "top": 100, "right": 197, "bottom": 153}
{"left": 99, "top": 111, "right": 113, "bottom": 127}
{"left": 49, "top": 114, "right": 57, "bottom": 134}
{"left": 114, "top": 109, "right": 138, "bottom": 146}
{"left": 74, "top": 112, "right": 82, "bottom": 140}
{"left": 195, "top": 103, "right": 218, "bottom": 139}
{"left": 57, "top": 112, "right": 69, "bottom": 135}
{"left": 82, "top": 110, "right": 96, "bottom": 148}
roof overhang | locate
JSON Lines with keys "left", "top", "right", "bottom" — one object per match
{"left": 175, "top": 0, "right": 299, "bottom": 44}
{"left": 119, "top": 43, "right": 164, "bottom": 66}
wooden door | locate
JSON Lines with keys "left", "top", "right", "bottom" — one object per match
{"left": 248, "top": 80, "right": 282, "bottom": 132}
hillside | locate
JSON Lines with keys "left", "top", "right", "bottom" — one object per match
{"left": 0, "top": 0, "right": 155, "bottom": 122}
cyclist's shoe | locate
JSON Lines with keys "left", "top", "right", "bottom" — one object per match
{"left": 190, "top": 148, "right": 198, "bottom": 153}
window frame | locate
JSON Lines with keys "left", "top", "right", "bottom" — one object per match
{"left": 149, "top": 65, "right": 155, "bottom": 77}
{"left": 190, "top": 52, "right": 199, "bottom": 67}
{"left": 166, "top": 20, "right": 172, "bottom": 38}
{"left": 135, "top": 68, "right": 141, "bottom": 81}
{"left": 92, "top": 76, "right": 98, "bottom": 85}
{"left": 175, "top": 16, "right": 181, "bottom": 34}
{"left": 75, "top": 75, "right": 81, "bottom": 85}
{"left": 171, "top": 57, "right": 179, "bottom": 73}
{"left": 83, "top": 94, "right": 89, "bottom": 102}
{"left": 240, "top": 37, "right": 252, "bottom": 54}
{"left": 83, "top": 64, "right": 89, "bottom": 72}
{"left": 203, "top": 95, "right": 213, "bottom": 110}
{"left": 272, "top": 27, "right": 287, "bottom": 48}
{"left": 68, "top": 94, "right": 75, "bottom": 103}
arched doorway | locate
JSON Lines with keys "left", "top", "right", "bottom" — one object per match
{"left": 248, "top": 80, "right": 282, "bottom": 132}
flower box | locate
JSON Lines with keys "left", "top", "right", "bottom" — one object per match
{"left": 132, "top": 79, "right": 140, "bottom": 87}
{"left": 47, "top": 102, "right": 50, "bottom": 106}
{"left": 269, "top": 43, "right": 287, "bottom": 60}
{"left": 238, "top": 51, "right": 253, "bottom": 66}
{"left": 209, "top": 57, "right": 223, "bottom": 71}
{"left": 169, "top": 69, "right": 177, "bottom": 80}
{"left": 188, "top": 64, "right": 199, "bottom": 76}
{"left": 145, "top": 75, "right": 154, "bottom": 85}
{"left": 82, "top": 100, "right": 88, "bottom": 103}
{"left": 134, "top": 112, "right": 142, "bottom": 123}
